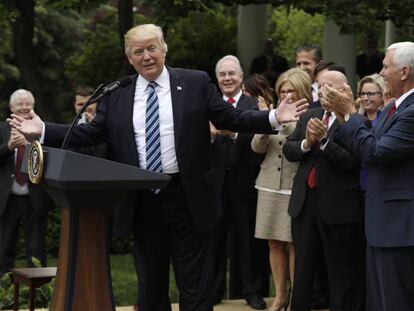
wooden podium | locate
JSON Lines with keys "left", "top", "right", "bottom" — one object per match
{"left": 23, "top": 147, "right": 170, "bottom": 311}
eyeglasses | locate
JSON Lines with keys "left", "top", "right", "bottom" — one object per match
{"left": 133, "top": 46, "right": 159, "bottom": 57}
{"left": 359, "top": 91, "right": 381, "bottom": 98}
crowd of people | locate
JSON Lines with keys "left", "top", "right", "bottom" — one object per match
{"left": 2, "top": 22, "right": 414, "bottom": 311}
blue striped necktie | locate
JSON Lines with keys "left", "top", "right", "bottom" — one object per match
{"left": 146, "top": 81, "right": 162, "bottom": 193}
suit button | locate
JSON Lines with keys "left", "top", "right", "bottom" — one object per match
{"left": 277, "top": 167, "right": 281, "bottom": 171}
{"left": 279, "top": 141, "right": 282, "bottom": 145}
{"left": 278, "top": 154, "right": 282, "bottom": 158}
{"left": 11, "top": 174, "right": 15, "bottom": 178}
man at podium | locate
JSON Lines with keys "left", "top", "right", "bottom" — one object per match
{"left": 9, "top": 24, "right": 307, "bottom": 311}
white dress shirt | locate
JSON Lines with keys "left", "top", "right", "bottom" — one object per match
{"left": 312, "top": 82, "right": 319, "bottom": 102}
{"left": 11, "top": 149, "right": 29, "bottom": 195}
{"left": 133, "top": 66, "right": 178, "bottom": 174}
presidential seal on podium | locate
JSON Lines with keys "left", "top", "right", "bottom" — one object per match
{"left": 28, "top": 140, "right": 44, "bottom": 184}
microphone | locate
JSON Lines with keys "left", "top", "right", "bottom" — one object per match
{"left": 92, "top": 76, "right": 133, "bottom": 103}
{"left": 101, "top": 76, "right": 133, "bottom": 96}
{"left": 60, "top": 76, "right": 132, "bottom": 149}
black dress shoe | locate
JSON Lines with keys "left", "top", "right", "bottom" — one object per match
{"left": 311, "top": 296, "right": 329, "bottom": 310}
{"left": 212, "top": 295, "right": 222, "bottom": 306}
{"left": 246, "top": 296, "right": 267, "bottom": 310}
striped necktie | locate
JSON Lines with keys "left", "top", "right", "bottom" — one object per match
{"left": 146, "top": 81, "right": 162, "bottom": 193}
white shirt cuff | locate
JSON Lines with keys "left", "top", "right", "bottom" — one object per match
{"left": 320, "top": 139, "right": 329, "bottom": 150}
{"left": 269, "top": 110, "right": 282, "bottom": 131}
{"left": 301, "top": 139, "right": 311, "bottom": 153}
{"left": 39, "top": 122, "right": 46, "bottom": 144}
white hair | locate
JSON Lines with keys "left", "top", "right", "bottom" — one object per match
{"left": 387, "top": 41, "right": 414, "bottom": 79}
{"left": 9, "top": 89, "right": 35, "bottom": 107}
{"left": 215, "top": 55, "right": 243, "bottom": 77}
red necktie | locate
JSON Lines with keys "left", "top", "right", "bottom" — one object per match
{"left": 227, "top": 97, "right": 235, "bottom": 104}
{"left": 15, "top": 145, "right": 26, "bottom": 185}
{"left": 306, "top": 112, "right": 331, "bottom": 189}
{"left": 386, "top": 102, "right": 396, "bottom": 120}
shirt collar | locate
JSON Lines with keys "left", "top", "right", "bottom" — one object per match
{"left": 395, "top": 87, "right": 414, "bottom": 108}
{"left": 223, "top": 90, "right": 242, "bottom": 103}
{"left": 138, "top": 66, "right": 170, "bottom": 90}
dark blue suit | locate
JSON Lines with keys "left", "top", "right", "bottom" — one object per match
{"left": 335, "top": 91, "right": 414, "bottom": 311}
{"left": 43, "top": 67, "right": 275, "bottom": 311}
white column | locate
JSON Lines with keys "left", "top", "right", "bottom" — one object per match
{"left": 323, "top": 20, "right": 357, "bottom": 91}
{"left": 237, "top": 4, "right": 267, "bottom": 73}
{"left": 385, "top": 20, "right": 396, "bottom": 48}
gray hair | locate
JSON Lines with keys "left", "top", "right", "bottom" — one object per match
{"left": 387, "top": 41, "right": 414, "bottom": 79}
{"left": 124, "top": 24, "right": 168, "bottom": 56}
{"left": 9, "top": 89, "right": 35, "bottom": 107}
{"left": 215, "top": 55, "right": 243, "bottom": 78}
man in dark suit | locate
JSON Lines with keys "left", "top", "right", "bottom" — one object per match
{"left": 8, "top": 24, "right": 307, "bottom": 311}
{"left": 283, "top": 70, "right": 364, "bottom": 311}
{"left": 211, "top": 55, "right": 268, "bottom": 309}
{"left": 0, "top": 89, "right": 52, "bottom": 277}
{"left": 325, "top": 41, "right": 414, "bottom": 311}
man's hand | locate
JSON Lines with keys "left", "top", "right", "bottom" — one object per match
{"left": 275, "top": 93, "right": 308, "bottom": 124}
{"left": 217, "top": 129, "right": 237, "bottom": 138}
{"left": 304, "top": 117, "right": 327, "bottom": 149}
{"left": 7, "top": 128, "right": 28, "bottom": 150}
{"left": 321, "top": 83, "right": 356, "bottom": 117}
{"left": 7, "top": 110, "right": 43, "bottom": 141}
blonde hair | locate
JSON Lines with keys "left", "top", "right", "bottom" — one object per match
{"left": 124, "top": 24, "right": 168, "bottom": 56}
{"left": 275, "top": 68, "right": 312, "bottom": 103}
{"left": 9, "top": 89, "right": 35, "bottom": 107}
{"left": 357, "top": 73, "right": 386, "bottom": 96}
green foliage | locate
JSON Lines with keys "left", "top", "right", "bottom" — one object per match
{"left": 268, "top": 6, "right": 325, "bottom": 66}
{"left": 166, "top": 4, "right": 237, "bottom": 77}
{"left": 65, "top": 5, "right": 123, "bottom": 87}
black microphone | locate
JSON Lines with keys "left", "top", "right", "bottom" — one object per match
{"left": 60, "top": 76, "right": 132, "bottom": 149}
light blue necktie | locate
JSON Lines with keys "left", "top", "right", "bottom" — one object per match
{"left": 145, "top": 81, "right": 162, "bottom": 193}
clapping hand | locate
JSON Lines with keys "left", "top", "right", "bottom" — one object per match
{"left": 321, "top": 83, "right": 355, "bottom": 123}
{"left": 304, "top": 118, "right": 327, "bottom": 149}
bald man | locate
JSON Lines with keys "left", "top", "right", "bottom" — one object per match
{"left": 283, "top": 71, "right": 365, "bottom": 311}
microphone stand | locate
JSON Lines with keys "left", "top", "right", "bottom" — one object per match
{"left": 61, "top": 83, "right": 104, "bottom": 149}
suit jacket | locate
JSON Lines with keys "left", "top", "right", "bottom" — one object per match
{"left": 335, "top": 91, "right": 414, "bottom": 247}
{"left": 44, "top": 67, "right": 274, "bottom": 233}
{"left": 212, "top": 94, "right": 264, "bottom": 200}
{"left": 0, "top": 122, "right": 51, "bottom": 217}
{"left": 283, "top": 107, "right": 362, "bottom": 225}
{"left": 252, "top": 122, "right": 298, "bottom": 191}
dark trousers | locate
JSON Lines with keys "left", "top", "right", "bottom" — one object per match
{"left": 291, "top": 189, "right": 364, "bottom": 311}
{"left": 366, "top": 245, "right": 414, "bottom": 311}
{"left": 133, "top": 175, "right": 214, "bottom": 311}
{"left": 0, "top": 195, "right": 47, "bottom": 276}
{"left": 211, "top": 172, "right": 269, "bottom": 300}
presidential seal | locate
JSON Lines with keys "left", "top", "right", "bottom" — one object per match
{"left": 28, "top": 140, "right": 44, "bottom": 184}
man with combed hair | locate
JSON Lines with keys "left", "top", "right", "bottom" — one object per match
{"left": 211, "top": 55, "right": 268, "bottom": 309}
{"left": 8, "top": 24, "right": 307, "bottom": 311}
{"left": 0, "top": 89, "right": 52, "bottom": 276}
{"left": 325, "top": 41, "right": 414, "bottom": 311}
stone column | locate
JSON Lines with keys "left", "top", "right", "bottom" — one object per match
{"left": 385, "top": 20, "right": 396, "bottom": 48}
{"left": 237, "top": 4, "right": 267, "bottom": 73}
{"left": 323, "top": 20, "right": 357, "bottom": 90}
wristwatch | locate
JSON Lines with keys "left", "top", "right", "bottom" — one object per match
{"left": 344, "top": 112, "right": 359, "bottom": 122}
{"left": 320, "top": 137, "right": 328, "bottom": 145}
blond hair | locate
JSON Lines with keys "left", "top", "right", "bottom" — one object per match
{"left": 124, "top": 24, "right": 168, "bottom": 56}
{"left": 275, "top": 68, "right": 312, "bottom": 104}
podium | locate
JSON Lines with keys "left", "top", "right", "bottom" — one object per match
{"left": 22, "top": 146, "right": 170, "bottom": 311}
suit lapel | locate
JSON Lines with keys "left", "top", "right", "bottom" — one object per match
{"left": 168, "top": 67, "right": 186, "bottom": 149}
{"left": 376, "top": 92, "right": 414, "bottom": 137}
{"left": 123, "top": 74, "right": 139, "bottom": 164}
